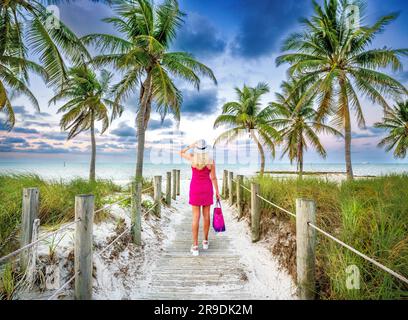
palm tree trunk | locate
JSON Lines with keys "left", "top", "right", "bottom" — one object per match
{"left": 132, "top": 72, "right": 152, "bottom": 245}
{"left": 89, "top": 116, "right": 96, "bottom": 182}
{"left": 340, "top": 74, "right": 354, "bottom": 180}
{"left": 251, "top": 130, "right": 265, "bottom": 176}
{"left": 297, "top": 137, "right": 303, "bottom": 179}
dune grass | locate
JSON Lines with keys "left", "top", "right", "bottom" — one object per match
{"left": 241, "top": 174, "right": 408, "bottom": 300}
{"left": 0, "top": 173, "right": 123, "bottom": 256}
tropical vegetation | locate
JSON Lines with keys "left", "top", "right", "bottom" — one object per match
{"left": 49, "top": 65, "right": 122, "bottom": 181}
{"left": 213, "top": 82, "right": 279, "bottom": 175}
{"left": 81, "top": 0, "right": 216, "bottom": 239}
{"left": 241, "top": 174, "right": 408, "bottom": 299}
{"left": 269, "top": 78, "right": 342, "bottom": 177}
{"left": 276, "top": 0, "right": 408, "bottom": 179}
{"left": 0, "top": 0, "right": 89, "bottom": 128}
{"left": 375, "top": 100, "right": 408, "bottom": 159}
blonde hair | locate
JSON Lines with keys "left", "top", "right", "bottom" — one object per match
{"left": 192, "top": 152, "right": 211, "bottom": 170}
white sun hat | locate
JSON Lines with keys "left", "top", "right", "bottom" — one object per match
{"left": 194, "top": 139, "right": 209, "bottom": 154}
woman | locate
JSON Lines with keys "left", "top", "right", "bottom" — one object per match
{"left": 179, "top": 139, "right": 220, "bottom": 256}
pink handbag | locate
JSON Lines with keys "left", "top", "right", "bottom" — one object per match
{"left": 213, "top": 200, "right": 226, "bottom": 232}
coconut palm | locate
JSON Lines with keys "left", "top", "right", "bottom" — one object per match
{"left": 49, "top": 65, "right": 122, "bottom": 181}
{"left": 214, "top": 83, "right": 280, "bottom": 175}
{"left": 276, "top": 0, "right": 407, "bottom": 179}
{"left": 81, "top": 0, "right": 216, "bottom": 242}
{"left": 0, "top": 0, "right": 89, "bottom": 128}
{"left": 270, "top": 79, "right": 342, "bottom": 177}
{"left": 374, "top": 101, "right": 408, "bottom": 159}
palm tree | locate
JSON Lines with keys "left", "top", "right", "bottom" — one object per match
{"left": 374, "top": 101, "right": 408, "bottom": 159}
{"left": 276, "top": 0, "right": 407, "bottom": 180}
{"left": 49, "top": 65, "right": 121, "bottom": 181}
{"left": 213, "top": 83, "right": 279, "bottom": 175}
{"left": 0, "top": 23, "right": 46, "bottom": 129}
{"left": 270, "top": 79, "right": 342, "bottom": 177}
{"left": 0, "top": 0, "right": 89, "bottom": 128}
{"left": 81, "top": 0, "right": 216, "bottom": 243}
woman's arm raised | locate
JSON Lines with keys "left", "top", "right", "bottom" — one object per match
{"left": 179, "top": 142, "right": 195, "bottom": 161}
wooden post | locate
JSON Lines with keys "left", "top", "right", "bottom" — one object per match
{"left": 176, "top": 170, "right": 181, "bottom": 196}
{"left": 74, "top": 194, "right": 94, "bottom": 300}
{"left": 166, "top": 171, "right": 171, "bottom": 206}
{"left": 153, "top": 176, "right": 162, "bottom": 217}
{"left": 27, "top": 218, "right": 40, "bottom": 288}
{"left": 172, "top": 169, "right": 177, "bottom": 200}
{"left": 228, "top": 171, "right": 234, "bottom": 205}
{"left": 222, "top": 170, "right": 228, "bottom": 198}
{"left": 250, "top": 183, "right": 260, "bottom": 242}
{"left": 236, "top": 175, "right": 243, "bottom": 219}
{"left": 296, "top": 198, "right": 316, "bottom": 300}
{"left": 20, "top": 188, "right": 39, "bottom": 270}
{"left": 131, "top": 181, "right": 142, "bottom": 245}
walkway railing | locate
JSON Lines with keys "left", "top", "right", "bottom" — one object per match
{"left": 222, "top": 170, "right": 408, "bottom": 299}
{"left": 0, "top": 169, "right": 182, "bottom": 300}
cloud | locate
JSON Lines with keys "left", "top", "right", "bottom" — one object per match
{"left": 42, "top": 132, "right": 68, "bottom": 141}
{"left": 173, "top": 13, "right": 226, "bottom": 58}
{"left": 148, "top": 119, "right": 173, "bottom": 131}
{"left": 0, "top": 122, "right": 38, "bottom": 134}
{"left": 352, "top": 127, "right": 384, "bottom": 139}
{"left": 231, "top": 0, "right": 311, "bottom": 58}
{"left": 111, "top": 122, "right": 136, "bottom": 137}
{"left": 24, "top": 121, "right": 52, "bottom": 128}
{"left": 2, "top": 137, "right": 27, "bottom": 144}
{"left": 181, "top": 89, "right": 218, "bottom": 117}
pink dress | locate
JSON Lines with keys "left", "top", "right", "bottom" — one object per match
{"left": 189, "top": 166, "right": 214, "bottom": 206}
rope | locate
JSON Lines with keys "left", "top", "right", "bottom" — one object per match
{"left": 256, "top": 194, "right": 296, "bottom": 218}
{"left": 0, "top": 219, "right": 80, "bottom": 264}
{"left": 142, "top": 186, "right": 153, "bottom": 193}
{"left": 94, "top": 196, "right": 131, "bottom": 214}
{"left": 97, "top": 229, "right": 129, "bottom": 257}
{"left": 143, "top": 203, "right": 158, "bottom": 217}
{"left": 241, "top": 185, "right": 251, "bottom": 193}
{"left": 47, "top": 272, "right": 77, "bottom": 300}
{"left": 308, "top": 222, "right": 408, "bottom": 285}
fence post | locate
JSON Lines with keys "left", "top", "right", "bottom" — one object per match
{"left": 172, "top": 169, "right": 177, "bottom": 200}
{"left": 74, "top": 194, "right": 94, "bottom": 300}
{"left": 153, "top": 176, "right": 162, "bottom": 217}
{"left": 250, "top": 183, "right": 260, "bottom": 242}
{"left": 166, "top": 171, "right": 171, "bottom": 206}
{"left": 20, "top": 188, "right": 39, "bottom": 270}
{"left": 296, "top": 198, "right": 316, "bottom": 300}
{"left": 27, "top": 218, "right": 40, "bottom": 288}
{"left": 176, "top": 170, "right": 181, "bottom": 196}
{"left": 131, "top": 181, "right": 142, "bottom": 246}
{"left": 236, "top": 175, "right": 243, "bottom": 219}
{"left": 228, "top": 172, "right": 234, "bottom": 205}
{"left": 222, "top": 170, "right": 228, "bottom": 198}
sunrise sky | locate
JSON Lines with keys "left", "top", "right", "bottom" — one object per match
{"left": 0, "top": 0, "right": 407, "bottom": 164}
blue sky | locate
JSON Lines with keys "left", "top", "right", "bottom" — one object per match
{"left": 0, "top": 0, "right": 407, "bottom": 165}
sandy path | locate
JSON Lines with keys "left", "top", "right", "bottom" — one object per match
{"left": 125, "top": 180, "right": 297, "bottom": 300}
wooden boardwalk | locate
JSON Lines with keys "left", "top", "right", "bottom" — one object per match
{"left": 136, "top": 200, "right": 254, "bottom": 300}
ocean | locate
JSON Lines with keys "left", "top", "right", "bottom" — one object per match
{"left": 0, "top": 160, "right": 407, "bottom": 183}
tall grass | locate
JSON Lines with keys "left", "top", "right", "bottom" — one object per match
{"left": 0, "top": 174, "right": 122, "bottom": 256}
{"left": 241, "top": 175, "right": 408, "bottom": 299}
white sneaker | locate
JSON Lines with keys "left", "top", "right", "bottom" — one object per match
{"left": 190, "top": 245, "right": 199, "bottom": 256}
{"left": 202, "top": 240, "right": 209, "bottom": 250}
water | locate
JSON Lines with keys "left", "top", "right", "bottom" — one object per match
{"left": 0, "top": 160, "right": 407, "bottom": 183}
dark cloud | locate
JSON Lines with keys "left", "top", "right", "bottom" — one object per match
{"left": 111, "top": 122, "right": 136, "bottom": 137}
{"left": 2, "top": 137, "right": 27, "bottom": 144}
{"left": 14, "top": 127, "right": 39, "bottom": 134}
{"left": 173, "top": 13, "right": 226, "bottom": 58}
{"left": 181, "top": 89, "right": 218, "bottom": 117}
{"left": 231, "top": 0, "right": 311, "bottom": 58}
{"left": 148, "top": 119, "right": 173, "bottom": 131}
{"left": 42, "top": 132, "right": 68, "bottom": 141}
{"left": 352, "top": 127, "right": 384, "bottom": 139}
{"left": 23, "top": 121, "right": 52, "bottom": 128}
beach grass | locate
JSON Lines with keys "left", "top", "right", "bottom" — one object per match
{"left": 241, "top": 174, "right": 408, "bottom": 299}
{"left": 0, "top": 173, "right": 123, "bottom": 257}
